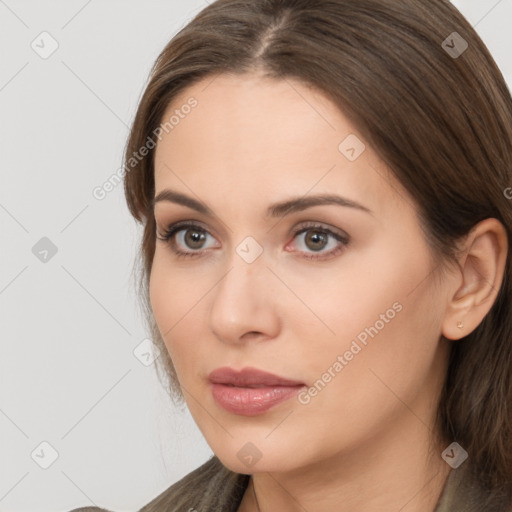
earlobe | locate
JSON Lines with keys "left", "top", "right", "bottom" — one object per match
{"left": 441, "top": 218, "right": 508, "bottom": 341}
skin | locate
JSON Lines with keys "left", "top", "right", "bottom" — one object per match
{"left": 149, "top": 70, "right": 508, "bottom": 511}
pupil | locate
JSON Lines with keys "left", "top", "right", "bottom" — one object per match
{"left": 186, "top": 230, "right": 204, "bottom": 248}
{"left": 307, "top": 231, "right": 326, "bottom": 251}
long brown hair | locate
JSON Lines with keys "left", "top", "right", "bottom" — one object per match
{"left": 123, "top": 0, "right": 512, "bottom": 497}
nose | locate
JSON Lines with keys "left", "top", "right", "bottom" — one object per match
{"left": 208, "top": 249, "right": 281, "bottom": 346}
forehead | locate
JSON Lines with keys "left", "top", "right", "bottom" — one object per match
{"left": 153, "top": 72, "right": 407, "bottom": 219}
{"left": 156, "top": 71, "right": 352, "bottom": 160}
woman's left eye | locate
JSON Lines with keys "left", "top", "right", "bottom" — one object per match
{"left": 156, "top": 221, "right": 349, "bottom": 260}
{"left": 289, "top": 224, "right": 349, "bottom": 260}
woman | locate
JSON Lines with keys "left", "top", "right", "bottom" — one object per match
{"left": 71, "top": 0, "right": 512, "bottom": 510}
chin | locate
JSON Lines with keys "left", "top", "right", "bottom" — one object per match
{"left": 209, "top": 435, "right": 308, "bottom": 475}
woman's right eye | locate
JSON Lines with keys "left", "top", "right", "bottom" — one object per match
{"left": 157, "top": 222, "right": 219, "bottom": 259}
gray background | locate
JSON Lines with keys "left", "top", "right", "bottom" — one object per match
{"left": 1, "top": 1, "right": 511, "bottom": 511}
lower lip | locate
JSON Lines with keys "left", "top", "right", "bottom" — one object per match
{"left": 210, "top": 383, "right": 304, "bottom": 416}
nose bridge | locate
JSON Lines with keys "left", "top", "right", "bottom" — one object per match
{"left": 208, "top": 241, "right": 279, "bottom": 343}
{"left": 221, "top": 232, "right": 269, "bottom": 296}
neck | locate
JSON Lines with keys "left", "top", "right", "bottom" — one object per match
{"left": 238, "top": 415, "right": 452, "bottom": 512}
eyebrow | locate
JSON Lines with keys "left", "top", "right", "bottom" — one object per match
{"left": 152, "top": 189, "right": 373, "bottom": 217}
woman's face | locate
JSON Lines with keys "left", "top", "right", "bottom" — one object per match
{"left": 150, "top": 71, "right": 452, "bottom": 474}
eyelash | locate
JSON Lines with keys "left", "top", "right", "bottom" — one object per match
{"left": 156, "top": 221, "right": 350, "bottom": 260}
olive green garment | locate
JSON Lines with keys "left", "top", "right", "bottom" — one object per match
{"left": 68, "top": 455, "right": 511, "bottom": 512}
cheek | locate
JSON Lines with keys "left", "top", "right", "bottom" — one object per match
{"left": 149, "top": 251, "right": 201, "bottom": 325}
{"left": 148, "top": 253, "right": 209, "bottom": 376}
{"left": 295, "top": 246, "right": 442, "bottom": 429}
{"left": 149, "top": 255, "right": 184, "bottom": 358}
{"left": 279, "top": 246, "right": 406, "bottom": 370}
{"left": 149, "top": 254, "right": 173, "bottom": 337}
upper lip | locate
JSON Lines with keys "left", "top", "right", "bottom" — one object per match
{"left": 208, "top": 366, "right": 305, "bottom": 387}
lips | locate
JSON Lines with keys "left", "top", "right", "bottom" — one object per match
{"left": 208, "top": 367, "right": 306, "bottom": 416}
{"left": 208, "top": 366, "right": 304, "bottom": 387}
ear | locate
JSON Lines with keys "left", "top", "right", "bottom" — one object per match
{"left": 442, "top": 218, "right": 508, "bottom": 341}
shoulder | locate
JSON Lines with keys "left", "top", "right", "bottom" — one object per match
{"left": 138, "top": 455, "right": 250, "bottom": 512}
{"left": 67, "top": 456, "right": 249, "bottom": 512}
{"left": 435, "top": 461, "right": 512, "bottom": 512}
{"left": 68, "top": 508, "right": 112, "bottom": 512}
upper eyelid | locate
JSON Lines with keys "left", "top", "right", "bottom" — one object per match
{"left": 160, "top": 219, "right": 346, "bottom": 235}
{"left": 159, "top": 219, "right": 215, "bottom": 235}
